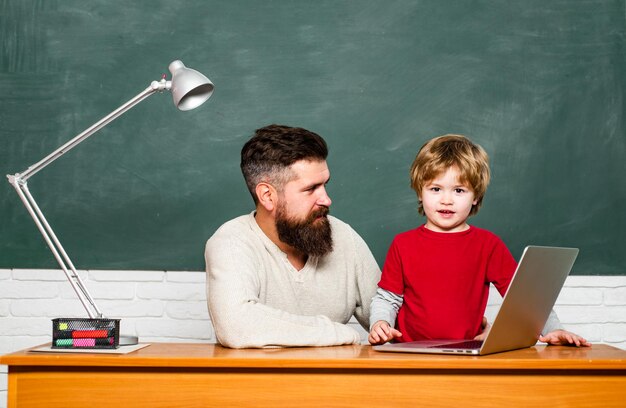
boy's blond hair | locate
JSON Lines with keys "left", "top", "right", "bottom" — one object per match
{"left": 410, "top": 134, "right": 490, "bottom": 217}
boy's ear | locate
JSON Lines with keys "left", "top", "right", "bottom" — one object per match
{"left": 255, "top": 182, "right": 278, "bottom": 212}
{"left": 472, "top": 194, "right": 480, "bottom": 206}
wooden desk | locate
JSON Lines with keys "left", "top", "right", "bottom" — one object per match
{"left": 2, "top": 343, "right": 625, "bottom": 407}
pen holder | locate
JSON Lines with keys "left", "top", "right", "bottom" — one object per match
{"left": 52, "top": 318, "right": 120, "bottom": 349}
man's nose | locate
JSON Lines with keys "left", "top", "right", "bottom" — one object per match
{"left": 317, "top": 187, "right": 332, "bottom": 207}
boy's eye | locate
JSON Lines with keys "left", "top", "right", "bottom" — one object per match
{"left": 455, "top": 188, "right": 466, "bottom": 193}
{"left": 430, "top": 187, "right": 440, "bottom": 192}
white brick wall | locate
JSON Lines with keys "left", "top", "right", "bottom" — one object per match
{"left": 1, "top": 269, "right": 625, "bottom": 408}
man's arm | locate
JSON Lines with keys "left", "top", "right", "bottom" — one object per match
{"left": 205, "top": 232, "right": 360, "bottom": 348}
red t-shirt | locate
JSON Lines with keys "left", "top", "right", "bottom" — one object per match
{"left": 378, "top": 225, "right": 517, "bottom": 342}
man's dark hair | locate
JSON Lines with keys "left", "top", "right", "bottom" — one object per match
{"left": 241, "top": 124, "right": 328, "bottom": 204}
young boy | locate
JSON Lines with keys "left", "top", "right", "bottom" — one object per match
{"left": 368, "top": 134, "right": 589, "bottom": 347}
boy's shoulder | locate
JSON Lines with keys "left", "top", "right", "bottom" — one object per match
{"left": 467, "top": 225, "right": 502, "bottom": 240}
{"left": 393, "top": 224, "right": 503, "bottom": 243}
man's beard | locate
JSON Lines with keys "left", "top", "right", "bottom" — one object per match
{"left": 275, "top": 205, "right": 333, "bottom": 257}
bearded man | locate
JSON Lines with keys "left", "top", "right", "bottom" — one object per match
{"left": 205, "top": 124, "right": 381, "bottom": 348}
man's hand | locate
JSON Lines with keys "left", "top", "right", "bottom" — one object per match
{"left": 473, "top": 316, "right": 491, "bottom": 341}
{"left": 539, "top": 329, "right": 591, "bottom": 347}
{"left": 368, "top": 320, "right": 402, "bottom": 345}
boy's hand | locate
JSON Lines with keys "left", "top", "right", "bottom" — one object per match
{"left": 539, "top": 330, "right": 591, "bottom": 347}
{"left": 473, "top": 316, "right": 491, "bottom": 341}
{"left": 368, "top": 320, "right": 402, "bottom": 345}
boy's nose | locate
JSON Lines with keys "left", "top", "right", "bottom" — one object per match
{"left": 440, "top": 192, "right": 453, "bottom": 204}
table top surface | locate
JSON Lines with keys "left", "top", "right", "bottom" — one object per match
{"left": 2, "top": 343, "right": 626, "bottom": 370}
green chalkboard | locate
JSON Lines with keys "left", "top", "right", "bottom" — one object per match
{"left": 1, "top": 0, "right": 624, "bottom": 274}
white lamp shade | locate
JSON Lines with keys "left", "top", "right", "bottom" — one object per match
{"left": 169, "top": 60, "right": 214, "bottom": 111}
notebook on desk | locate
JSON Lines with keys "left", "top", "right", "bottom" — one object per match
{"left": 373, "top": 245, "right": 578, "bottom": 356}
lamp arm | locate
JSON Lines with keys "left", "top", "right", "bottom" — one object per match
{"left": 7, "top": 178, "right": 104, "bottom": 318}
{"left": 6, "top": 78, "right": 171, "bottom": 319}
{"left": 15, "top": 79, "right": 170, "bottom": 183}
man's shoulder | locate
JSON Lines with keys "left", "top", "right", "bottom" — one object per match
{"left": 328, "top": 214, "right": 348, "bottom": 228}
{"left": 212, "top": 213, "right": 250, "bottom": 232}
{"left": 328, "top": 215, "right": 373, "bottom": 252}
{"left": 207, "top": 213, "right": 256, "bottom": 245}
{"left": 328, "top": 215, "right": 359, "bottom": 238}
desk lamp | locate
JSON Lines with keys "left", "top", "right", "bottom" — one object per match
{"left": 7, "top": 60, "right": 214, "bottom": 346}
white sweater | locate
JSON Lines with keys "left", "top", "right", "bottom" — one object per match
{"left": 205, "top": 212, "right": 381, "bottom": 348}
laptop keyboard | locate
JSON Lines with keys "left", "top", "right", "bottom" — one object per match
{"left": 430, "top": 340, "right": 484, "bottom": 349}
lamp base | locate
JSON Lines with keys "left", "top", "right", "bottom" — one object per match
{"left": 52, "top": 318, "right": 121, "bottom": 349}
{"left": 119, "top": 334, "right": 139, "bottom": 346}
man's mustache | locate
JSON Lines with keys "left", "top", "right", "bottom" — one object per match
{"left": 308, "top": 206, "right": 329, "bottom": 221}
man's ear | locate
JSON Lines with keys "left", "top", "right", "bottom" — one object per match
{"left": 255, "top": 182, "right": 277, "bottom": 212}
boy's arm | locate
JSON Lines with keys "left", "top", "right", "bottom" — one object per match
{"left": 369, "top": 287, "right": 404, "bottom": 345}
{"left": 369, "top": 287, "right": 403, "bottom": 329}
{"left": 542, "top": 310, "right": 561, "bottom": 334}
{"left": 540, "top": 329, "right": 591, "bottom": 347}
{"left": 541, "top": 310, "right": 591, "bottom": 347}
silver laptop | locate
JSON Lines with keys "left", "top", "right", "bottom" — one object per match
{"left": 373, "top": 246, "right": 578, "bottom": 356}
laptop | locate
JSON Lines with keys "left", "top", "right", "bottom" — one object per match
{"left": 373, "top": 245, "right": 578, "bottom": 356}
